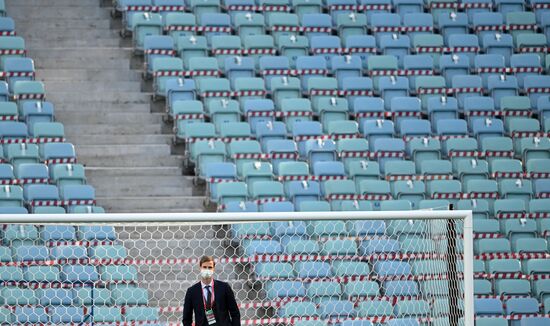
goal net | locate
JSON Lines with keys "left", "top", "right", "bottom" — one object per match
{"left": 0, "top": 210, "right": 473, "bottom": 326}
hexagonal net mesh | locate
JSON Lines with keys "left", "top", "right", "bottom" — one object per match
{"left": 0, "top": 213, "right": 471, "bottom": 326}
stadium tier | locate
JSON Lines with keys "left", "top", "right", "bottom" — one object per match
{"left": 0, "top": 0, "right": 550, "bottom": 325}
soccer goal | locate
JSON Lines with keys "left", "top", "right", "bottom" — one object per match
{"left": 0, "top": 210, "right": 473, "bottom": 326}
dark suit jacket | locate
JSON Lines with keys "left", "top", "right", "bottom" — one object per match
{"left": 182, "top": 280, "right": 241, "bottom": 326}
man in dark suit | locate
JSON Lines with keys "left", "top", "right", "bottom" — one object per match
{"left": 183, "top": 255, "right": 241, "bottom": 326}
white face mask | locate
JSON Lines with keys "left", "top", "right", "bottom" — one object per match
{"left": 200, "top": 268, "right": 214, "bottom": 279}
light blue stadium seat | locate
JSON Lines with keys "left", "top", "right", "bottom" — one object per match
{"left": 520, "top": 317, "right": 550, "bottom": 326}
{"left": 524, "top": 259, "right": 550, "bottom": 275}
{"left": 360, "top": 238, "right": 400, "bottom": 255}
{"left": 399, "top": 119, "right": 431, "bottom": 140}
{"left": 118, "top": 0, "right": 152, "bottom": 32}
{"left": 474, "top": 219, "right": 500, "bottom": 234}
{"left": 92, "top": 306, "right": 123, "bottom": 322}
{"left": 513, "top": 238, "right": 548, "bottom": 253}
{"left": 100, "top": 265, "right": 138, "bottom": 282}
{"left": 495, "top": 0, "right": 525, "bottom": 15}
{"left": 374, "top": 260, "right": 412, "bottom": 277}
{"left": 356, "top": 300, "right": 393, "bottom": 318}
{"left": 457, "top": 199, "right": 489, "bottom": 219}
{"left": 111, "top": 285, "right": 149, "bottom": 305}
{"left": 0, "top": 121, "right": 26, "bottom": 144}
{"left": 234, "top": 12, "right": 265, "bottom": 37}
{"left": 0, "top": 266, "right": 23, "bottom": 281}
{"left": 50, "top": 245, "right": 87, "bottom": 260}
{"left": 436, "top": 119, "right": 468, "bottom": 139}
{"left": 524, "top": 75, "right": 550, "bottom": 107}
{"left": 473, "top": 12, "right": 504, "bottom": 41}
{"left": 517, "top": 137, "right": 550, "bottom": 162}
{"left": 379, "top": 34, "right": 411, "bottom": 68}
{"left": 341, "top": 35, "right": 374, "bottom": 69}
{"left": 335, "top": 11, "right": 367, "bottom": 39}
{"left": 190, "top": 0, "right": 220, "bottom": 20}
{"left": 319, "top": 300, "right": 355, "bottom": 318}
{"left": 166, "top": 80, "right": 196, "bottom": 117}
{"left": 223, "top": 201, "right": 258, "bottom": 212}
{"left": 391, "top": 97, "right": 421, "bottom": 128}
{"left": 277, "top": 35, "right": 309, "bottom": 67}
{"left": 284, "top": 237, "right": 319, "bottom": 254}
{"left": 373, "top": 138, "right": 405, "bottom": 174}
{"left": 50, "top": 306, "right": 85, "bottom": 324}
{"left": 310, "top": 36, "right": 342, "bottom": 66}
{"left": 440, "top": 55, "right": 470, "bottom": 87}
{"left": 14, "top": 307, "right": 48, "bottom": 324}
{"left": 369, "top": 12, "right": 401, "bottom": 42}
{"left": 177, "top": 35, "right": 208, "bottom": 68}
{"left": 394, "top": 299, "right": 430, "bottom": 318}
{"left": 511, "top": 54, "right": 542, "bottom": 88}
{"left": 506, "top": 297, "right": 540, "bottom": 315}
{"left": 73, "top": 288, "right": 112, "bottom": 305}
{"left": 61, "top": 265, "right": 99, "bottom": 282}
{"left": 304, "top": 139, "right": 337, "bottom": 169}
{"left": 265, "top": 281, "right": 306, "bottom": 299}
{"left": 4, "top": 57, "right": 34, "bottom": 92}
{"left": 39, "top": 288, "right": 73, "bottom": 306}
{"left": 259, "top": 56, "right": 290, "bottom": 89}
{"left": 205, "top": 163, "right": 237, "bottom": 200}
{"left": 343, "top": 280, "right": 379, "bottom": 298}
{"left": 1, "top": 287, "right": 37, "bottom": 305}
{"left": 293, "top": 0, "right": 322, "bottom": 18}
{"left": 301, "top": 13, "right": 332, "bottom": 41}
{"left": 296, "top": 261, "right": 332, "bottom": 278}
{"left": 124, "top": 306, "right": 159, "bottom": 321}
{"left": 77, "top": 226, "right": 116, "bottom": 241}
{"left": 243, "top": 35, "right": 276, "bottom": 68}
{"left": 439, "top": 11, "right": 468, "bottom": 41}
{"left": 533, "top": 279, "right": 550, "bottom": 302}
{"left": 379, "top": 76, "right": 409, "bottom": 110}
{"left": 14, "top": 244, "right": 48, "bottom": 261}
{"left": 404, "top": 54, "right": 434, "bottom": 91}
{"left": 40, "top": 225, "right": 76, "bottom": 241}
{"left": 385, "top": 280, "right": 419, "bottom": 296}
{"left": 163, "top": 13, "right": 196, "bottom": 39}
{"left": 495, "top": 278, "right": 532, "bottom": 296}
{"left": 286, "top": 181, "right": 321, "bottom": 208}
{"left": 475, "top": 238, "right": 511, "bottom": 255}
{"left": 20, "top": 102, "right": 54, "bottom": 131}
{"left": 49, "top": 163, "right": 86, "bottom": 188}
{"left": 321, "top": 239, "right": 357, "bottom": 255}
{"left": 0, "top": 307, "right": 11, "bottom": 324}
{"left": 278, "top": 301, "right": 318, "bottom": 317}
{"left": 132, "top": 12, "right": 163, "bottom": 51}
{"left": 255, "top": 262, "right": 294, "bottom": 278}
{"left": 0, "top": 36, "right": 25, "bottom": 70}
{"left": 24, "top": 266, "right": 59, "bottom": 282}
{"left": 306, "top": 280, "right": 341, "bottom": 301}
{"left": 243, "top": 239, "right": 282, "bottom": 256}
{"left": 475, "top": 298, "right": 504, "bottom": 315}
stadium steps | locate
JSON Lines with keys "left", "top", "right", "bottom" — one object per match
{"left": 36, "top": 68, "right": 144, "bottom": 82}
{"left": 6, "top": 0, "right": 207, "bottom": 213}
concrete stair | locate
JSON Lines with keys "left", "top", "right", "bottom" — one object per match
{"left": 6, "top": 0, "right": 206, "bottom": 214}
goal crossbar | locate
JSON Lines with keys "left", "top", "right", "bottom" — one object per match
{"left": 0, "top": 210, "right": 474, "bottom": 326}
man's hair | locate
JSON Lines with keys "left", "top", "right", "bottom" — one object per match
{"left": 199, "top": 255, "right": 215, "bottom": 267}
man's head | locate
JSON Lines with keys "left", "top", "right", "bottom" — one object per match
{"left": 199, "top": 255, "right": 215, "bottom": 282}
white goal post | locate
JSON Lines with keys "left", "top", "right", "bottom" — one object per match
{"left": 0, "top": 210, "right": 473, "bottom": 326}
